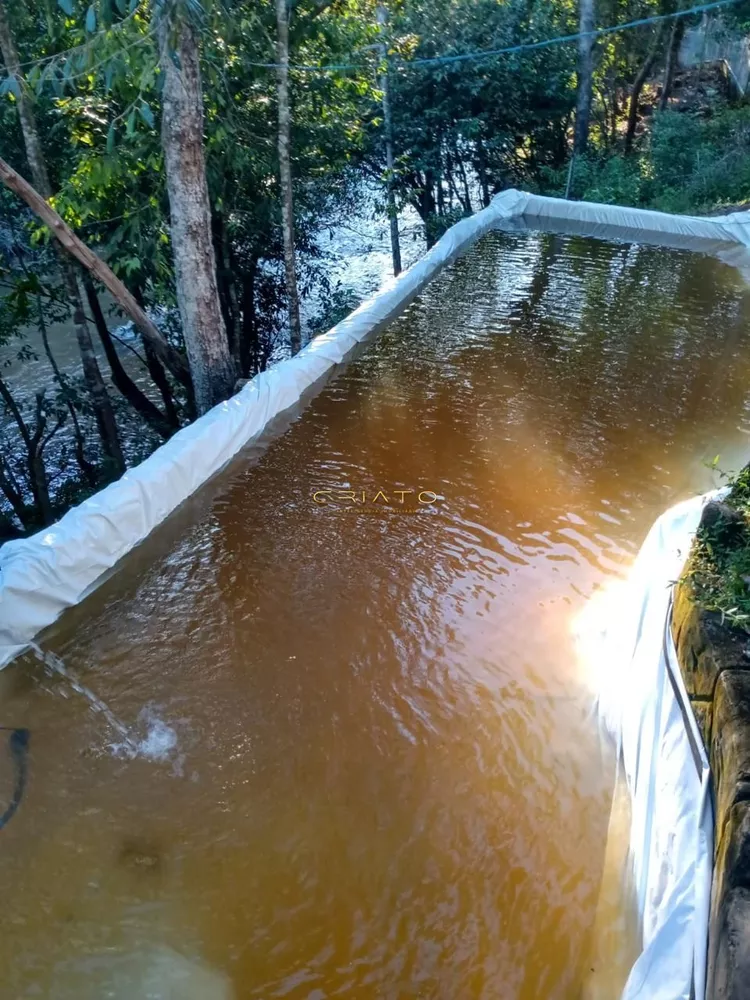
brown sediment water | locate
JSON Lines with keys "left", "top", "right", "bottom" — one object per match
{"left": 1, "top": 229, "right": 750, "bottom": 999}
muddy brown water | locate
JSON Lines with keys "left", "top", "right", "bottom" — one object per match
{"left": 1, "top": 228, "right": 750, "bottom": 999}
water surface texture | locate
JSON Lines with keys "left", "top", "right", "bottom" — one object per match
{"left": 2, "top": 230, "right": 750, "bottom": 999}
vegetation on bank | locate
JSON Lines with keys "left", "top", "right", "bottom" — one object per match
{"left": 549, "top": 94, "right": 750, "bottom": 213}
{"left": 2, "top": 0, "right": 750, "bottom": 540}
{"left": 687, "top": 467, "right": 750, "bottom": 630}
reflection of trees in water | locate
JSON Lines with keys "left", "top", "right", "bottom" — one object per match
{"left": 274, "top": 230, "right": 750, "bottom": 547}
{"left": 432, "top": 233, "right": 748, "bottom": 501}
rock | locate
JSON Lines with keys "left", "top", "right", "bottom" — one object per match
{"left": 692, "top": 699, "right": 713, "bottom": 749}
{"left": 709, "top": 878, "right": 750, "bottom": 999}
{"left": 672, "top": 576, "right": 750, "bottom": 699}
{"left": 672, "top": 563, "right": 750, "bottom": 1000}
{"left": 711, "top": 671, "right": 750, "bottom": 832}
{"left": 706, "top": 673, "right": 750, "bottom": 1000}
{"left": 700, "top": 500, "right": 747, "bottom": 543}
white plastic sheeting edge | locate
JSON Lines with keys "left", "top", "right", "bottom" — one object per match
{"left": 522, "top": 191, "right": 750, "bottom": 246}
{"left": 588, "top": 492, "right": 718, "bottom": 1000}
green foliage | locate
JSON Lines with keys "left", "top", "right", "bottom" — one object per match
{"left": 648, "top": 105, "right": 750, "bottom": 212}
{"left": 547, "top": 153, "right": 646, "bottom": 205}
{"left": 308, "top": 285, "right": 359, "bottom": 338}
{"left": 384, "top": 0, "right": 578, "bottom": 222}
{"left": 546, "top": 102, "right": 750, "bottom": 214}
{"left": 688, "top": 467, "right": 750, "bottom": 630}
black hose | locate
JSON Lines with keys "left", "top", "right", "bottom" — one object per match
{"left": 0, "top": 727, "right": 29, "bottom": 830}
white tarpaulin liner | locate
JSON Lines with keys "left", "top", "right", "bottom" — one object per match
{"left": 0, "top": 188, "right": 746, "bottom": 998}
{"left": 588, "top": 493, "right": 717, "bottom": 1000}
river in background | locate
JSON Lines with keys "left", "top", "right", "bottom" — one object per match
{"left": 0, "top": 228, "right": 749, "bottom": 998}
{"left": 0, "top": 196, "right": 425, "bottom": 402}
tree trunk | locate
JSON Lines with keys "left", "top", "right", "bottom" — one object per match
{"left": 455, "top": 151, "right": 473, "bottom": 214}
{"left": 476, "top": 139, "right": 491, "bottom": 208}
{"left": 36, "top": 290, "right": 97, "bottom": 485}
{"left": 158, "top": 10, "right": 237, "bottom": 412}
{"left": 377, "top": 3, "right": 402, "bottom": 276}
{"left": 409, "top": 171, "right": 437, "bottom": 245}
{"left": 67, "top": 270, "right": 125, "bottom": 473}
{"left": 276, "top": 0, "right": 303, "bottom": 355}
{"left": 132, "top": 283, "right": 183, "bottom": 426}
{"left": 83, "top": 276, "right": 176, "bottom": 439}
{"left": 240, "top": 263, "right": 258, "bottom": 378}
{"left": 0, "top": 458, "right": 28, "bottom": 530}
{"left": 143, "top": 340, "right": 181, "bottom": 428}
{"left": 0, "top": 375, "right": 54, "bottom": 525}
{"left": 659, "top": 15, "right": 685, "bottom": 111}
{"left": 211, "top": 212, "right": 239, "bottom": 368}
{"left": 445, "top": 153, "right": 464, "bottom": 210}
{"left": 574, "top": 0, "right": 596, "bottom": 156}
{"left": 625, "top": 23, "right": 668, "bottom": 152}
{"left": 29, "top": 449, "right": 53, "bottom": 525}
{"left": 0, "top": 0, "right": 124, "bottom": 475}
{"left": 0, "top": 0, "right": 50, "bottom": 191}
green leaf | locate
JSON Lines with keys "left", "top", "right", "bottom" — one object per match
{"left": 106, "top": 121, "right": 116, "bottom": 153}
{"left": 0, "top": 75, "right": 20, "bottom": 98}
{"left": 126, "top": 107, "right": 136, "bottom": 136}
{"left": 138, "top": 101, "right": 154, "bottom": 128}
{"left": 85, "top": 4, "right": 96, "bottom": 31}
{"left": 128, "top": 0, "right": 138, "bottom": 12}
{"left": 58, "top": 0, "right": 74, "bottom": 14}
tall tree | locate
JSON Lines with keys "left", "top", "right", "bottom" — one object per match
{"left": 158, "top": 1, "right": 237, "bottom": 412}
{"left": 659, "top": 13, "right": 686, "bottom": 110}
{"left": 0, "top": 0, "right": 124, "bottom": 475}
{"left": 276, "top": 0, "right": 302, "bottom": 355}
{"left": 625, "top": 21, "right": 668, "bottom": 152}
{"left": 574, "top": 0, "right": 596, "bottom": 155}
{"left": 377, "top": 3, "right": 402, "bottom": 276}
